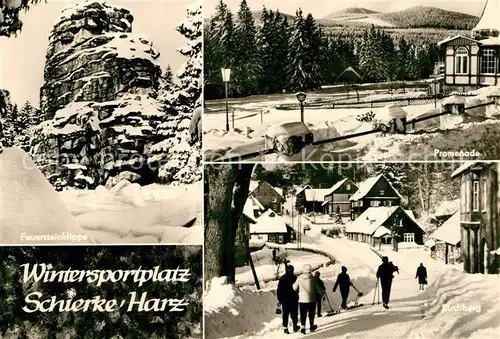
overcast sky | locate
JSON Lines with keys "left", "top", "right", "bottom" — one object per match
{"left": 0, "top": 0, "right": 194, "bottom": 106}
{"left": 205, "top": 0, "right": 487, "bottom": 18}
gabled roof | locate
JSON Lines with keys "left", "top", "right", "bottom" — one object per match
{"left": 437, "top": 35, "right": 480, "bottom": 46}
{"left": 305, "top": 188, "right": 331, "bottom": 202}
{"left": 295, "top": 185, "right": 312, "bottom": 196}
{"left": 324, "top": 178, "right": 356, "bottom": 196}
{"left": 434, "top": 199, "right": 460, "bottom": 218}
{"left": 349, "top": 174, "right": 402, "bottom": 201}
{"left": 337, "top": 66, "right": 362, "bottom": 80}
{"left": 450, "top": 162, "right": 495, "bottom": 178}
{"left": 249, "top": 195, "right": 265, "bottom": 210}
{"left": 346, "top": 206, "right": 422, "bottom": 236}
{"left": 250, "top": 209, "right": 288, "bottom": 234}
{"left": 430, "top": 211, "right": 460, "bottom": 245}
{"left": 243, "top": 198, "right": 258, "bottom": 223}
{"left": 249, "top": 181, "right": 284, "bottom": 198}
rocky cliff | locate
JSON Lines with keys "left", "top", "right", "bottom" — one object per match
{"left": 31, "top": 1, "right": 200, "bottom": 189}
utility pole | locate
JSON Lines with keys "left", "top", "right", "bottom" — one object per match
{"left": 297, "top": 213, "right": 302, "bottom": 250}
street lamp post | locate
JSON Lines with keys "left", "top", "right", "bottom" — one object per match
{"left": 221, "top": 68, "right": 231, "bottom": 131}
{"left": 296, "top": 92, "right": 307, "bottom": 122}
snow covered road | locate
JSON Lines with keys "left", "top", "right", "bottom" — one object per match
{"left": 206, "top": 229, "right": 500, "bottom": 339}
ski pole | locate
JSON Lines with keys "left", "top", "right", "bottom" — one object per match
{"left": 377, "top": 281, "right": 380, "bottom": 304}
{"left": 372, "top": 279, "right": 378, "bottom": 305}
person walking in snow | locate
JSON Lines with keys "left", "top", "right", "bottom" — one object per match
{"left": 293, "top": 264, "right": 321, "bottom": 334}
{"left": 376, "top": 256, "right": 399, "bottom": 309}
{"left": 314, "top": 271, "right": 326, "bottom": 317}
{"left": 277, "top": 265, "right": 300, "bottom": 334}
{"left": 333, "top": 266, "right": 353, "bottom": 309}
{"left": 415, "top": 263, "right": 427, "bottom": 290}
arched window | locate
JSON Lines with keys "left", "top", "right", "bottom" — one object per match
{"left": 481, "top": 49, "right": 495, "bottom": 74}
{"left": 455, "top": 47, "right": 469, "bottom": 74}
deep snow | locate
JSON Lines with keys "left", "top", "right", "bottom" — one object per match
{"left": 0, "top": 147, "right": 202, "bottom": 244}
{"left": 204, "top": 228, "right": 500, "bottom": 339}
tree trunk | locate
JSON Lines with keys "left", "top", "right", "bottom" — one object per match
{"left": 204, "top": 164, "right": 254, "bottom": 284}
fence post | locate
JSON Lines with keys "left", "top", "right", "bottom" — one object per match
{"left": 260, "top": 109, "right": 263, "bottom": 124}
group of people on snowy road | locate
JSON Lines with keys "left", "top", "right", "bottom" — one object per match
{"left": 277, "top": 257, "right": 428, "bottom": 334}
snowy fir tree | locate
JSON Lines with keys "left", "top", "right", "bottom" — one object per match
{"left": 167, "top": 1, "right": 202, "bottom": 113}
{"left": 287, "top": 9, "right": 309, "bottom": 91}
{"left": 0, "top": 0, "right": 43, "bottom": 37}
{"left": 204, "top": 0, "right": 235, "bottom": 97}
{"left": 152, "top": 1, "right": 202, "bottom": 183}
{"left": 159, "top": 65, "right": 174, "bottom": 94}
{"left": 232, "top": 0, "right": 260, "bottom": 95}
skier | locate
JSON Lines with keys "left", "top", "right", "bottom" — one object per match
{"left": 415, "top": 263, "right": 427, "bottom": 290}
{"left": 314, "top": 271, "right": 326, "bottom": 317}
{"left": 277, "top": 265, "right": 300, "bottom": 333}
{"left": 277, "top": 265, "right": 300, "bottom": 334}
{"left": 376, "top": 256, "right": 399, "bottom": 309}
{"left": 293, "top": 264, "right": 320, "bottom": 334}
{"left": 333, "top": 266, "right": 353, "bottom": 309}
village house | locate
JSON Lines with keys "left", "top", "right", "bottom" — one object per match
{"left": 249, "top": 209, "right": 294, "bottom": 245}
{"left": 350, "top": 174, "right": 402, "bottom": 220}
{"left": 438, "top": 0, "right": 500, "bottom": 87}
{"left": 323, "top": 178, "right": 358, "bottom": 216}
{"left": 432, "top": 199, "right": 460, "bottom": 226}
{"left": 451, "top": 162, "right": 500, "bottom": 274}
{"left": 249, "top": 181, "right": 284, "bottom": 214}
{"left": 345, "top": 206, "right": 425, "bottom": 249}
{"left": 428, "top": 211, "right": 461, "bottom": 265}
{"left": 296, "top": 187, "right": 331, "bottom": 213}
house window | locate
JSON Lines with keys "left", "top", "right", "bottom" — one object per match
{"left": 399, "top": 219, "right": 404, "bottom": 227}
{"left": 473, "top": 181, "right": 480, "bottom": 211}
{"left": 346, "top": 184, "right": 351, "bottom": 190}
{"left": 455, "top": 47, "right": 469, "bottom": 74}
{"left": 380, "top": 189, "right": 385, "bottom": 196}
{"left": 370, "top": 200, "right": 380, "bottom": 207}
{"left": 482, "top": 178, "right": 487, "bottom": 212}
{"left": 481, "top": 49, "right": 495, "bottom": 74}
{"left": 278, "top": 235, "right": 284, "bottom": 244}
{"left": 403, "top": 233, "right": 415, "bottom": 242}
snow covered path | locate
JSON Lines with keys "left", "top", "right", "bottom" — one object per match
{"left": 235, "top": 228, "right": 497, "bottom": 339}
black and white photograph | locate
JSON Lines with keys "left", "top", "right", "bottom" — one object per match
{"left": 204, "top": 162, "right": 500, "bottom": 338}
{"left": 203, "top": 0, "right": 500, "bottom": 162}
{"left": 0, "top": 0, "right": 202, "bottom": 244}
{"left": 0, "top": 245, "right": 203, "bottom": 338}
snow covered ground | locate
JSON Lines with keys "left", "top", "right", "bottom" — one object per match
{"left": 204, "top": 87, "right": 500, "bottom": 161}
{"left": 0, "top": 147, "right": 202, "bottom": 244}
{"left": 204, "top": 227, "right": 500, "bottom": 339}
{"left": 236, "top": 247, "right": 332, "bottom": 287}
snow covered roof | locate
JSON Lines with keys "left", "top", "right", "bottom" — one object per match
{"left": 346, "top": 206, "right": 422, "bottom": 236}
{"left": 349, "top": 174, "right": 402, "bottom": 201}
{"left": 473, "top": 0, "right": 500, "bottom": 34}
{"left": 250, "top": 209, "right": 288, "bottom": 234}
{"left": 324, "top": 178, "right": 353, "bottom": 196}
{"left": 249, "top": 181, "right": 284, "bottom": 198}
{"left": 243, "top": 199, "right": 258, "bottom": 223}
{"left": 295, "top": 185, "right": 311, "bottom": 196}
{"left": 249, "top": 195, "right": 265, "bottom": 210}
{"left": 346, "top": 206, "right": 399, "bottom": 235}
{"left": 434, "top": 199, "right": 460, "bottom": 218}
{"left": 442, "top": 95, "right": 466, "bottom": 106}
{"left": 373, "top": 226, "right": 391, "bottom": 238}
{"left": 479, "top": 37, "right": 500, "bottom": 46}
{"left": 451, "top": 162, "right": 495, "bottom": 178}
{"left": 304, "top": 189, "right": 331, "bottom": 202}
{"left": 337, "top": 66, "right": 362, "bottom": 80}
{"left": 430, "top": 211, "right": 461, "bottom": 245}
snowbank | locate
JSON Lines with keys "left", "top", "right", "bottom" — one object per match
{"left": 59, "top": 181, "right": 202, "bottom": 243}
{"left": 423, "top": 269, "right": 500, "bottom": 338}
{"left": 0, "top": 148, "right": 85, "bottom": 244}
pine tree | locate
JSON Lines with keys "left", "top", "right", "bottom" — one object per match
{"left": 273, "top": 12, "right": 290, "bottom": 92}
{"left": 160, "top": 65, "right": 174, "bottom": 93}
{"left": 168, "top": 1, "right": 202, "bottom": 113}
{"left": 302, "top": 13, "right": 324, "bottom": 89}
{"left": 287, "top": 9, "right": 310, "bottom": 91}
{"left": 204, "top": 0, "right": 235, "bottom": 97}
{"left": 233, "top": 0, "right": 260, "bottom": 96}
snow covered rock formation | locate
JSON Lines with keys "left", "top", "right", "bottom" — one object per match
{"left": 31, "top": 1, "right": 200, "bottom": 189}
